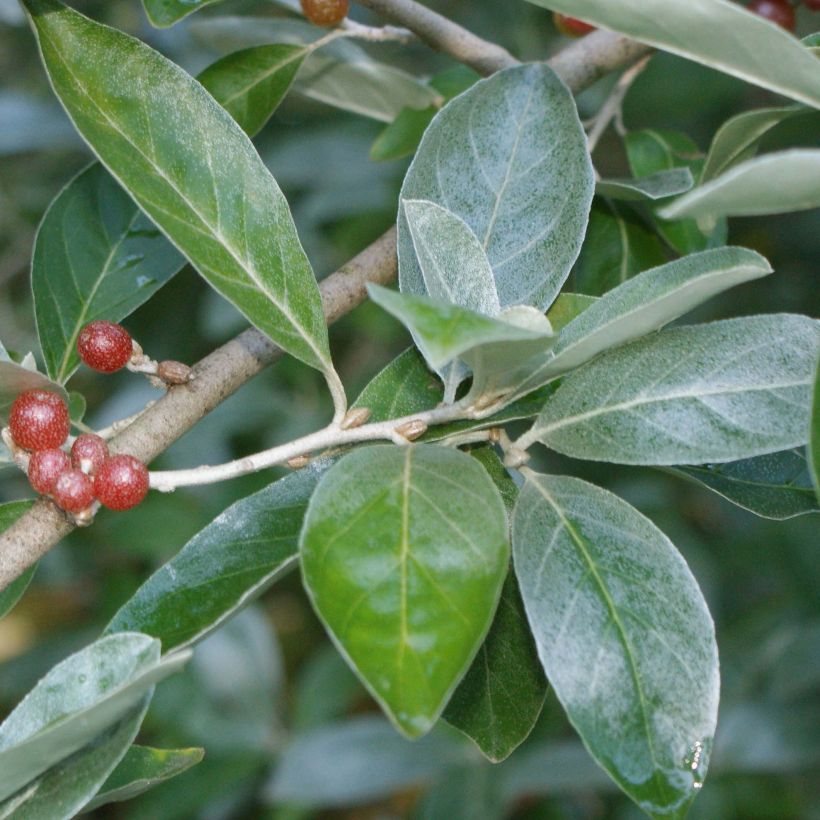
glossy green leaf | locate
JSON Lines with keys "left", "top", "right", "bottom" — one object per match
{"left": 443, "top": 449, "right": 546, "bottom": 763}
{"left": 398, "top": 63, "right": 594, "bottom": 310}
{"left": 301, "top": 444, "right": 509, "bottom": 738}
{"left": 371, "top": 106, "right": 437, "bottom": 162}
{"left": 143, "top": 0, "right": 224, "bottom": 27}
{"left": 106, "top": 462, "right": 331, "bottom": 652}
{"left": 0, "top": 502, "right": 36, "bottom": 620}
{"left": 82, "top": 745, "right": 205, "bottom": 812}
{"left": 545, "top": 292, "right": 597, "bottom": 332}
{"left": 0, "top": 633, "right": 188, "bottom": 802}
{"left": 660, "top": 149, "right": 820, "bottom": 220}
{"left": 810, "top": 355, "right": 820, "bottom": 502}
{"left": 513, "top": 472, "right": 719, "bottom": 818}
{"left": 513, "top": 246, "right": 772, "bottom": 398}
{"left": 190, "top": 17, "right": 438, "bottom": 122}
{"left": 526, "top": 0, "right": 820, "bottom": 109}
{"left": 572, "top": 200, "right": 668, "bottom": 296}
{"left": 265, "top": 717, "right": 471, "bottom": 807}
{"left": 670, "top": 449, "right": 819, "bottom": 520}
{"left": 0, "top": 701, "right": 151, "bottom": 820}
{"left": 701, "top": 105, "right": 803, "bottom": 181}
{"left": 24, "top": 0, "right": 334, "bottom": 378}
{"left": 403, "top": 199, "right": 500, "bottom": 316}
{"left": 596, "top": 168, "right": 693, "bottom": 201}
{"left": 32, "top": 164, "right": 183, "bottom": 384}
{"left": 198, "top": 44, "right": 307, "bottom": 137}
{"left": 524, "top": 314, "right": 820, "bottom": 465}
{"left": 0, "top": 360, "right": 68, "bottom": 424}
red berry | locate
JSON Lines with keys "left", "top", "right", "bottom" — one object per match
{"left": 95, "top": 454, "right": 149, "bottom": 511}
{"left": 300, "top": 0, "right": 349, "bottom": 26}
{"left": 77, "top": 321, "right": 133, "bottom": 373}
{"left": 9, "top": 389, "right": 70, "bottom": 451}
{"left": 71, "top": 434, "right": 109, "bottom": 475}
{"left": 28, "top": 448, "right": 71, "bottom": 495}
{"left": 747, "top": 0, "right": 796, "bottom": 30}
{"left": 554, "top": 12, "right": 596, "bottom": 36}
{"left": 53, "top": 469, "right": 95, "bottom": 513}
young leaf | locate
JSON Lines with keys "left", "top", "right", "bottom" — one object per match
{"left": 526, "top": 0, "right": 820, "bottom": 109}
{"left": 143, "top": 0, "right": 224, "bottom": 28}
{"left": 513, "top": 472, "right": 719, "bottom": 818}
{"left": 23, "top": 0, "right": 334, "bottom": 379}
{"left": 512, "top": 246, "right": 772, "bottom": 399}
{"left": 660, "top": 149, "right": 820, "bottom": 220}
{"left": 403, "top": 199, "right": 500, "bottom": 316}
{"left": 81, "top": 745, "right": 205, "bottom": 812}
{"left": 300, "top": 444, "right": 510, "bottom": 738}
{"left": 670, "top": 449, "right": 819, "bottom": 520}
{"left": 701, "top": 105, "right": 804, "bottom": 182}
{"left": 0, "top": 502, "right": 36, "bottom": 620}
{"left": 0, "top": 701, "right": 153, "bottom": 819}
{"left": 523, "top": 314, "right": 820, "bottom": 465}
{"left": 197, "top": 44, "right": 308, "bottom": 137}
{"left": 106, "top": 461, "right": 332, "bottom": 652}
{"left": 0, "top": 359, "right": 68, "bottom": 423}
{"left": 33, "top": 164, "right": 184, "bottom": 383}
{"left": 810, "top": 355, "right": 820, "bottom": 503}
{"left": 398, "top": 63, "right": 594, "bottom": 310}
{"left": 572, "top": 200, "right": 668, "bottom": 296}
{"left": 0, "top": 633, "right": 188, "bottom": 802}
{"left": 443, "top": 451, "right": 547, "bottom": 763}
{"left": 596, "top": 168, "right": 694, "bottom": 201}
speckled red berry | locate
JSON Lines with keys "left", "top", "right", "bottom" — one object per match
{"left": 27, "top": 448, "right": 71, "bottom": 495}
{"left": 300, "top": 0, "right": 349, "bottom": 27}
{"left": 554, "top": 12, "right": 596, "bottom": 36}
{"left": 95, "top": 454, "right": 149, "bottom": 511}
{"left": 77, "top": 321, "right": 133, "bottom": 373}
{"left": 747, "top": 0, "right": 796, "bottom": 30}
{"left": 9, "top": 389, "right": 70, "bottom": 451}
{"left": 71, "top": 434, "right": 109, "bottom": 475}
{"left": 53, "top": 468, "right": 95, "bottom": 513}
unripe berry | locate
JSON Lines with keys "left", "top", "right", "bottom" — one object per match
{"left": 53, "top": 469, "right": 95, "bottom": 513}
{"left": 77, "top": 321, "right": 133, "bottom": 373}
{"left": 28, "top": 448, "right": 71, "bottom": 495}
{"left": 747, "top": 0, "right": 796, "bottom": 30}
{"left": 554, "top": 12, "right": 596, "bottom": 37}
{"left": 300, "top": 0, "right": 349, "bottom": 27}
{"left": 9, "top": 389, "right": 70, "bottom": 451}
{"left": 95, "top": 454, "right": 149, "bottom": 511}
{"left": 71, "top": 434, "right": 109, "bottom": 475}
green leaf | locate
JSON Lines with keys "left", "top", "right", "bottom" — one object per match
{"left": 106, "top": 462, "right": 331, "bottom": 652}
{"left": 398, "top": 63, "right": 593, "bottom": 310}
{"left": 198, "top": 44, "right": 307, "bottom": 137}
{"left": 24, "top": 0, "right": 334, "bottom": 379}
{"left": 143, "top": 0, "right": 224, "bottom": 27}
{"left": 660, "top": 149, "right": 820, "bottom": 220}
{"left": 300, "top": 444, "right": 510, "bottom": 738}
{"left": 523, "top": 314, "right": 820, "bottom": 465}
{"left": 442, "top": 449, "right": 546, "bottom": 763}
{"left": 292, "top": 646, "right": 363, "bottom": 731}
{"left": 670, "top": 449, "right": 819, "bottom": 520}
{"left": 264, "top": 717, "right": 471, "bottom": 807}
{"left": 526, "top": 0, "right": 820, "bottom": 109}
{"left": 0, "top": 360, "right": 68, "bottom": 424}
{"left": 0, "top": 502, "right": 36, "bottom": 620}
{"left": 82, "top": 745, "right": 204, "bottom": 812}
{"left": 810, "top": 355, "right": 820, "bottom": 503}
{"left": 513, "top": 246, "right": 772, "bottom": 398}
{"left": 68, "top": 391, "right": 86, "bottom": 424}
{"left": 701, "top": 105, "right": 804, "bottom": 182}
{"left": 371, "top": 106, "right": 437, "bottom": 162}
{"left": 596, "top": 168, "right": 693, "bottom": 201}
{"left": 0, "top": 633, "right": 188, "bottom": 802}
{"left": 0, "top": 701, "right": 152, "bottom": 820}
{"left": 414, "top": 766, "right": 504, "bottom": 820}
{"left": 32, "top": 164, "right": 184, "bottom": 384}
{"left": 572, "top": 200, "right": 668, "bottom": 296}
{"left": 190, "top": 17, "right": 438, "bottom": 123}
{"left": 545, "top": 293, "right": 598, "bottom": 332}
{"left": 403, "top": 199, "right": 500, "bottom": 316}
{"left": 513, "top": 472, "right": 719, "bottom": 818}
